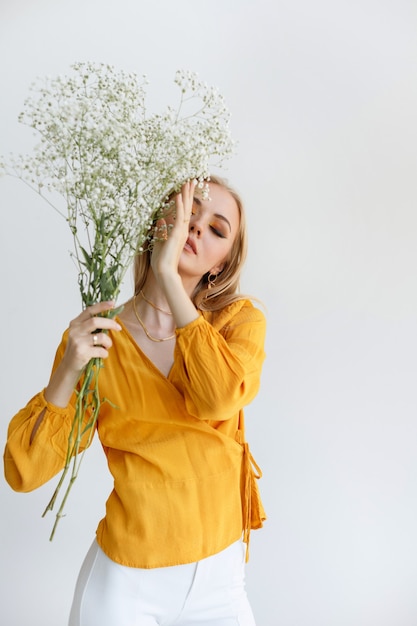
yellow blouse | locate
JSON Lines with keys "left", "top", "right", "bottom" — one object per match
{"left": 4, "top": 299, "right": 266, "bottom": 568}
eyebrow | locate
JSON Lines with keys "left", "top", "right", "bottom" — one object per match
{"left": 214, "top": 214, "right": 232, "bottom": 232}
{"left": 193, "top": 197, "right": 232, "bottom": 232}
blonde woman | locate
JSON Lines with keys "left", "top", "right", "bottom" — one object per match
{"left": 5, "top": 177, "right": 266, "bottom": 626}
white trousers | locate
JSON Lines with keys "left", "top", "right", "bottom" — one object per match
{"left": 68, "top": 539, "right": 256, "bottom": 626}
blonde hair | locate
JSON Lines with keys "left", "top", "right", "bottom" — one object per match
{"left": 133, "top": 175, "right": 248, "bottom": 312}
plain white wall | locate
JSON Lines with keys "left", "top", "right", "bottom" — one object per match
{"left": 1, "top": 1, "right": 417, "bottom": 625}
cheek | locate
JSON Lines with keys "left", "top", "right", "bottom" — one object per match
{"left": 223, "top": 233, "right": 237, "bottom": 255}
{"left": 213, "top": 240, "right": 234, "bottom": 265}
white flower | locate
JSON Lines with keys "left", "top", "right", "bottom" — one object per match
{"left": 3, "top": 62, "right": 235, "bottom": 306}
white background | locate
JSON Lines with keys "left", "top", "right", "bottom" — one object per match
{"left": 1, "top": 1, "right": 417, "bottom": 625}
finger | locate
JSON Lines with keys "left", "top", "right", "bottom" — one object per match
{"left": 181, "top": 180, "right": 197, "bottom": 221}
{"left": 70, "top": 301, "right": 118, "bottom": 329}
{"left": 174, "top": 191, "right": 184, "bottom": 224}
{"left": 91, "top": 332, "right": 113, "bottom": 350}
{"left": 181, "top": 179, "right": 196, "bottom": 202}
{"left": 89, "top": 343, "right": 112, "bottom": 360}
{"left": 69, "top": 315, "right": 121, "bottom": 337}
{"left": 175, "top": 184, "right": 191, "bottom": 224}
{"left": 72, "top": 301, "right": 116, "bottom": 326}
{"left": 88, "top": 316, "right": 122, "bottom": 334}
{"left": 85, "top": 300, "right": 116, "bottom": 318}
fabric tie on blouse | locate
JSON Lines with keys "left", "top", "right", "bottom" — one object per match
{"left": 236, "top": 428, "right": 266, "bottom": 562}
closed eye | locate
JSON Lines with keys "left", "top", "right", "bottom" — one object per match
{"left": 210, "top": 225, "right": 227, "bottom": 238}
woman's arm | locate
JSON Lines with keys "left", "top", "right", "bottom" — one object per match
{"left": 4, "top": 301, "right": 121, "bottom": 492}
{"left": 171, "top": 301, "right": 266, "bottom": 421}
{"left": 150, "top": 182, "right": 266, "bottom": 420}
{"left": 4, "top": 381, "right": 76, "bottom": 492}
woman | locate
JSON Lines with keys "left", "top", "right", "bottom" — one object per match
{"left": 4, "top": 176, "right": 266, "bottom": 626}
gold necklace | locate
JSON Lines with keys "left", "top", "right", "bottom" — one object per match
{"left": 140, "top": 289, "right": 172, "bottom": 315}
{"left": 133, "top": 295, "right": 176, "bottom": 342}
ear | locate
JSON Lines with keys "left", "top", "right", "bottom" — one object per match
{"left": 209, "top": 261, "right": 225, "bottom": 276}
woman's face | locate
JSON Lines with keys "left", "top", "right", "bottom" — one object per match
{"left": 178, "top": 183, "right": 240, "bottom": 282}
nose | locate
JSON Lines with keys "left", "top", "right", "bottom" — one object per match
{"left": 189, "top": 222, "right": 202, "bottom": 236}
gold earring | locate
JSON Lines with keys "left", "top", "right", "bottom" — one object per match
{"left": 207, "top": 272, "right": 217, "bottom": 289}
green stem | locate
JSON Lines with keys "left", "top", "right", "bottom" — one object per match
{"left": 42, "top": 357, "right": 102, "bottom": 539}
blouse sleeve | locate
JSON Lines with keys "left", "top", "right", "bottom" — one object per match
{"left": 171, "top": 301, "right": 266, "bottom": 421}
{"left": 3, "top": 334, "right": 85, "bottom": 493}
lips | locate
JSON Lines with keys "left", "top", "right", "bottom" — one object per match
{"left": 184, "top": 237, "right": 197, "bottom": 254}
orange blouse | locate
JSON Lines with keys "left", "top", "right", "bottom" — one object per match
{"left": 4, "top": 299, "right": 266, "bottom": 568}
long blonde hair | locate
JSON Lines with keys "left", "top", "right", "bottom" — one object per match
{"left": 133, "top": 175, "right": 248, "bottom": 312}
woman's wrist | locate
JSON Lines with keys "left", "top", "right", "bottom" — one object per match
{"left": 44, "top": 359, "right": 81, "bottom": 408}
{"left": 157, "top": 273, "right": 199, "bottom": 329}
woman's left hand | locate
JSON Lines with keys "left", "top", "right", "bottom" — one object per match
{"left": 150, "top": 180, "right": 196, "bottom": 281}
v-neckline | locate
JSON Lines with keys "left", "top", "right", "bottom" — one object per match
{"left": 116, "top": 317, "right": 175, "bottom": 381}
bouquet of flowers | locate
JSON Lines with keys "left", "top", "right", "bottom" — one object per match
{"left": 1, "top": 62, "right": 234, "bottom": 538}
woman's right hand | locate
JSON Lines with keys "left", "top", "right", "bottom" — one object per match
{"left": 44, "top": 301, "right": 122, "bottom": 408}
{"left": 62, "top": 301, "right": 122, "bottom": 374}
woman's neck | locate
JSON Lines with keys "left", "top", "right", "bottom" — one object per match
{"left": 130, "top": 268, "right": 200, "bottom": 334}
